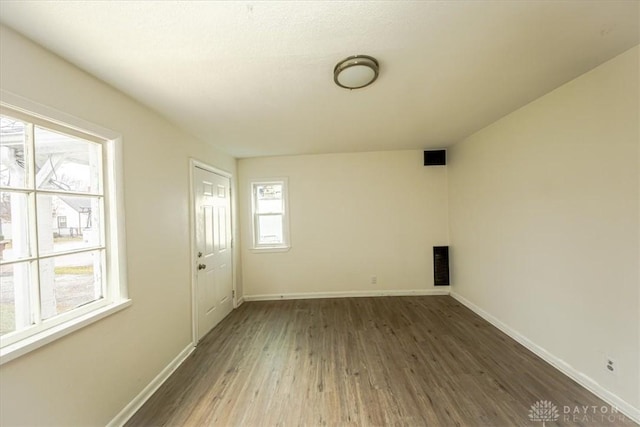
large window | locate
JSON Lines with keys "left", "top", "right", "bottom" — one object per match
{"left": 250, "top": 179, "right": 290, "bottom": 251}
{"left": 0, "top": 100, "right": 128, "bottom": 363}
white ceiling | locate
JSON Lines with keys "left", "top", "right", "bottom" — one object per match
{"left": 1, "top": 1, "right": 638, "bottom": 158}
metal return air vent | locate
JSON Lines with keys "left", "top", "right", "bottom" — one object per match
{"left": 433, "top": 246, "right": 450, "bottom": 286}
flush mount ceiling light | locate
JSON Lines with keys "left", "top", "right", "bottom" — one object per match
{"left": 334, "top": 55, "right": 379, "bottom": 89}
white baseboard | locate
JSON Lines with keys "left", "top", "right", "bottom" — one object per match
{"left": 235, "top": 296, "right": 245, "bottom": 307}
{"left": 449, "top": 291, "right": 640, "bottom": 425}
{"left": 244, "top": 288, "right": 450, "bottom": 301}
{"left": 107, "top": 343, "right": 195, "bottom": 427}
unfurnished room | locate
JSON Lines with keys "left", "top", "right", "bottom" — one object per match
{"left": 0, "top": 1, "right": 638, "bottom": 426}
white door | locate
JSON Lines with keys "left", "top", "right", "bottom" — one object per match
{"left": 194, "top": 166, "right": 233, "bottom": 341}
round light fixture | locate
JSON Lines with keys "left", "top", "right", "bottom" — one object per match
{"left": 334, "top": 55, "right": 379, "bottom": 89}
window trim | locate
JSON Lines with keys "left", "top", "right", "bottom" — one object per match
{"left": 250, "top": 178, "right": 290, "bottom": 252}
{"left": 0, "top": 90, "right": 129, "bottom": 365}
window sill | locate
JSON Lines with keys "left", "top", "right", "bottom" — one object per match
{"left": 0, "top": 299, "right": 132, "bottom": 366}
{"left": 250, "top": 245, "right": 291, "bottom": 253}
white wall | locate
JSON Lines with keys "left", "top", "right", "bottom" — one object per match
{"left": 0, "top": 26, "right": 241, "bottom": 426}
{"left": 448, "top": 46, "right": 639, "bottom": 412}
{"left": 239, "top": 150, "right": 449, "bottom": 298}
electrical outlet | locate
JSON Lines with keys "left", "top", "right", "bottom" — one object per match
{"left": 605, "top": 357, "right": 617, "bottom": 375}
{"left": 371, "top": 275, "right": 377, "bottom": 285}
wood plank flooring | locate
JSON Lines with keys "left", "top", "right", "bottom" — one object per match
{"left": 126, "top": 296, "right": 634, "bottom": 426}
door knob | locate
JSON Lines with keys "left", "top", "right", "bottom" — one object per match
{"left": 198, "top": 264, "right": 206, "bottom": 270}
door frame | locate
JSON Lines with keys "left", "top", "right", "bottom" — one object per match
{"left": 189, "top": 158, "right": 237, "bottom": 345}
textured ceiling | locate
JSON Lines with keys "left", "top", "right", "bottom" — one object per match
{"left": 0, "top": 1, "right": 638, "bottom": 158}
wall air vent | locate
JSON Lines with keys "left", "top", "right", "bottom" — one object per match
{"left": 424, "top": 150, "right": 446, "bottom": 166}
{"left": 433, "top": 246, "right": 450, "bottom": 286}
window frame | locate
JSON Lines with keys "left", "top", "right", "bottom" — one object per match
{"left": 250, "top": 178, "right": 290, "bottom": 252}
{"left": 0, "top": 91, "right": 130, "bottom": 365}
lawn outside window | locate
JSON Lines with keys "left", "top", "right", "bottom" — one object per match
{"left": 0, "top": 94, "right": 129, "bottom": 364}
{"left": 250, "top": 178, "right": 290, "bottom": 252}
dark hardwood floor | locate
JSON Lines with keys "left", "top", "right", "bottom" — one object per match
{"left": 126, "top": 296, "right": 634, "bottom": 426}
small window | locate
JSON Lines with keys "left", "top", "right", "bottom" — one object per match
{"left": 251, "top": 179, "right": 290, "bottom": 251}
{"left": 57, "top": 216, "right": 67, "bottom": 229}
{"left": 0, "top": 99, "right": 129, "bottom": 364}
